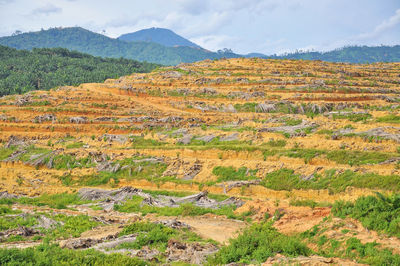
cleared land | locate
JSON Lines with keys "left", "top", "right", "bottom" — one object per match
{"left": 0, "top": 58, "right": 400, "bottom": 265}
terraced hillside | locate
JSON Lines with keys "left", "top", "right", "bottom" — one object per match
{"left": 0, "top": 58, "right": 400, "bottom": 265}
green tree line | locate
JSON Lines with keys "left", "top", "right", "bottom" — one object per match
{"left": 0, "top": 45, "right": 158, "bottom": 96}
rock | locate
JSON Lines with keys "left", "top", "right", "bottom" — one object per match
{"left": 182, "top": 161, "right": 202, "bottom": 180}
{"left": 78, "top": 186, "right": 146, "bottom": 202}
{"left": 177, "top": 134, "right": 192, "bottom": 145}
{"left": 195, "top": 135, "right": 216, "bottom": 143}
{"left": 220, "top": 133, "right": 239, "bottom": 142}
{"left": 263, "top": 254, "right": 363, "bottom": 265}
{"left": 222, "top": 180, "right": 261, "bottom": 192}
{"left": 166, "top": 239, "right": 219, "bottom": 264}
{"left": 227, "top": 91, "right": 251, "bottom": 100}
{"left": 92, "top": 234, "right": 137, "bottom": 250}
{"left": 69, "top": 116, "right": 88, "bottom": 124}
{"left": 94, "top": 117, "right": 114, "bottom": 122}
{"left": 177, "top": 88, "right": 191, "bottom": 95}
{"left": 60, "top": 238, "right": 99, "bottom": 249}
{"left": 357, "top": 127, "right": 400, "bottom": 143}
{"left": 256, "top": 103, "right": 276, "bottom": 113}
{"left": 155, "top": 219, "right": 191, "bottom": 229}
{"left": 32, "top": 114, "right": 56, "bottom": 123}
{"left": 159, "top": 116, "right": 183, "bottom": 123}
{"left": 136, "top": 246, "right": 160, "bottom": 261}
{"left": 161, "top": 71, "right": 182, "bottom": 79}
{"left": 199, "top": 87, "right": 217, "bottom": 95}
{"left": 171, "top": 128, "right": 189, "bottom": 137}
{"left": 0, "top": 191, "right": 19, "bottom": 199}
{"left": 100, "top": 134, "right": 128, "bottom": 144}
{"left": 194, "top": 77, "right": 211, "bottom": 85}
{"left": 236, "top": 77, "right": 249, "bottom": 83}
{"left": 259, "top": 120, "right": 318, "bottom": 136}
{"left": 5, "top": 135, "right": 27, "bottom": 148}
{"left": 221, "top": 104, "right": 237, "bottom": 113}
{"left": 0, "top": 226, "right": 39, "bottom": 240}
{"left": 14, "top": 95, "right": 32, "bottom": 106}
{"left": 35, "top": 215, "right": 60, "bottom": 229}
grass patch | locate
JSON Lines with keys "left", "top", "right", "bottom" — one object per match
{"left": 261, "top": 169, "right": 400, "bottom": 193}
{"left": 115, "top": 195, "right": 248, "bottom": 220}
{"left": 65, "top": 142, "right": 84, "bottom": 149}
{"left": 18, "top": 145, "right": 50, "bottom": 162}
{"left": 264, "top": 139, "right": 287, "bottom": 147}
{"left": 17, "top": 193, "right": 89, "bottom": 209}
{"left": 212, "top": 166, "right": 258, "bottom": 182}
{"left": 332, "top": 113, "right": 372, "bottom": 122}
{"left": 0, "top": 213, "right": 37, "bottom": 231}
{"left": 283, "top": 118, "right": 302, "bottom": 126}
{"left": 326, "top": 150, "right": 391, "bottom": 166}
{"left": 376, "top": 114, "right": 400, "bottom": 123}
{"left": 49, "top": 154, "right": 95, "bottom": 170}
{"left": 0, "top": 146, "right": 17, "bottom": 161}
{"left": 130, "top": 136, "right": 166, "bottom": 148}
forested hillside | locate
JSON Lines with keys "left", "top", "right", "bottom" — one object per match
{"left": 0, "top": 27, "right": 239, "bottom": 65}
{"left": 268, "top": 45, "right": 400, "bottom": 63}
{"left": 0, "top": 45, "right": 158, "bottom": 95}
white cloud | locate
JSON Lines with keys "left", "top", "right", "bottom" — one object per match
{"left": 30, "top": 3, "right": 62, "bottom": 16}
{"left": 0, "top": 0, "right": 398, "bottom": 55}
{"left": 190, "top": 34, "right": 238, "bottom": 51}
{"left": 355, "top": 8, "right": 400, "bottom": 41}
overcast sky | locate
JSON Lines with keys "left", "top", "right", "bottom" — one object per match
{"left": 0, "top": 0, "right": 399, "bottom": 55}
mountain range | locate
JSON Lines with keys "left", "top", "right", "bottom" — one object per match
{"left": 118, "top": 27, "right": 201, "bottom": 48}
{"left": 0, "top": 27, "right": 399, "bottom": 65}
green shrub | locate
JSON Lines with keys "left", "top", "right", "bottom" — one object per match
{"left": 209, "top": 221, "right": 310, "bottom": 264}
{"left": 345, "top": 237, "right": 400, "bottom": 265}
{"left": 47, "top": 214, "right": 99, "bottom": 239}
{"left": 119, "top": 222, "right": 176, "bottom": 250}
{"left": 332, "top": 193, "right": 400, "bottom": 237}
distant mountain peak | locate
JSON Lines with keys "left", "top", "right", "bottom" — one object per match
{"left": 118, "top": 27, "right": 201, "bottom": 48}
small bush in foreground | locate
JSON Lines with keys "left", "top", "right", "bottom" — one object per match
{"left": 209, "top": 221, "right": 309, "bottom": 264}
{"left": 332, "top": 193, "right": 400, "bottom": 237}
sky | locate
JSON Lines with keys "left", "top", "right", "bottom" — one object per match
{"left": 0, "top": 0, "right": 399, "bottom": 55}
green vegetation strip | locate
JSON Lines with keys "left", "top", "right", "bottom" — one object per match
{"left": 0, "top": 244, "right": 146, "bottom": 265}
{"left": 115, "top": 195, "right": 253, "bottom": 221}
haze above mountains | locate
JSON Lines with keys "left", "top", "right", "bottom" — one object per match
{"left": 0, "top": 27, "right": 399, "bottom": 65}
